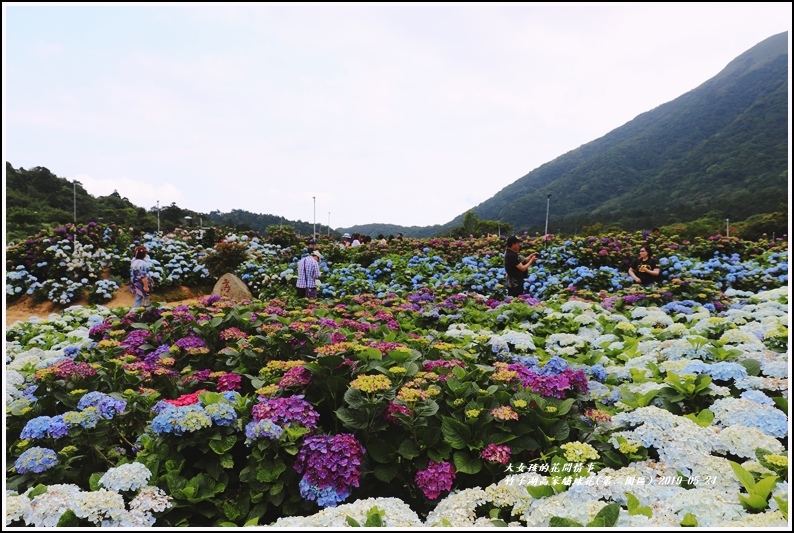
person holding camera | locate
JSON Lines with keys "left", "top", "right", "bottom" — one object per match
{"left": 504, "top": 235, "right": 538, "bottom": 298}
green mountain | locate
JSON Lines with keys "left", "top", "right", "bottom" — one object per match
{"left": 429, "top": 31, "right": 788, "bottom": 236}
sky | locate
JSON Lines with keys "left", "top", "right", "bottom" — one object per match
{"left": 3, "top": 2, "right": 791, "bottom": 230}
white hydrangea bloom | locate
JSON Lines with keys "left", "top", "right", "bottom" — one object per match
{"left": 760, "top": 359, "right": 789, "bottom": 379}
{"left": 720, "top": 328, "right": 766, "bottom": 348}
{"left": 734, "top": 375, "right": 788, "bottom": 392}
{"left": 98, "top": 462, "right": 152, "bottom": 492}
{"left": 5, "top": 491, "right": 32, "bottom": 525}
{"left": 623, "top": 381, "right": 666, "bottom": 395}
{"left": 686, "top": 454, "right": 742, "bottom": 493}
{"left": 273, "top": 497, "right": 422, "bottom": 528}
{"left": 128, "top": 485, "right": 172, "bottom": 514}
{"left": 71, "top": 489, "right": 127, "bottom": 524}
{"left": 658, "top": 488, "right": 747, "bottom": 526}
{"left": 658, "top": 358, "right": 695, "bottom": 374}
{"left": 659, "top": 322, "right": 690, "bottom": 338}
{"left": 712, "top": 425, "right": 785, "bottom": 458}
{"left": 715, "top": 510, "right": 788, "bottom": 527}
{"left": 22, "top": 484, "right": 82, "bottom": 527}
{"left": 609, "top": 407, "right": 716, "bottom": 476}
{"left": 658, "top": 338, "right": 707, "bottom": 361}
{"left": 424, "top": 488, "right": 487, "bottom": 526}
{"left": 524, "top": 493, "right": 606, "bottom": 527}
{"left": 710, "top": 397, "right": 788, "bottom": 438}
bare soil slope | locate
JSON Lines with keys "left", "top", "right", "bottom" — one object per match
{"left": 5, "top": 285, "right": 207, "bottom": 327}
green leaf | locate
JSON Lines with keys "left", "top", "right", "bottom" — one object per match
{"left": 366, "top": 440, "right": 395, "bottom": 463}
{"left": 243, "top": 516, "right": 260, "bottom": 526}
{"left": 626, "top": 493, "right": 652, "bottom": 517}
{"left": 753, "top": 475, "right": 779, "bottom": 499}
{"left": 364, "top": 507, "right": 384, "bottom": 527}
{"left": 397, "top": 439, "right": 421, "bottom": 460}
{"left": 590, "top": 502, "right": 619, "bottom": 527}
{"left": 441, "top": 417, "right": 472, "bottom": 449}
{"left": 28, "top": 483, "right": 47, "bottom": 500}
{"left": 413, "top": 400, "right": 439, "bottom": 418}
{"left": 729, "top": 461, "right": 756, "bottom": 492}
{"left": 209, "top": 434, "right": 238, "bottom": 455}
{"left": 773, "top": 496, "right": 788, "bottom": 520}
{"left": 345, "top": 516, "right": 361, "bottom": 527}
{"left": 88, "top": 472, "right": 103, "bottom": 491}
{"left": 772, "top": 396, "right": 788, "bottom": 413}
{"left": 526, "top": 484, "right": 555, "bottom": 499}
{"left": 56, "top": 510, "right": 79, "bottom": 527}
{"left": 626, "top": 492, "right": 640, "bottom": 511}
{"left": 680, "top": 513, "right": 698, "bottom": 527}
{"left": 335, "top": 407, "right": 372, "bottom": 430}
{"left": 549, "top": 516, "right": 583, "bottom": 527}
{"left": 739, "top": 358, "right": 761, "bottom": 377}
{"left": 452, "top": 451, "right": 482, "bottom": 475}
{"left": 739, "top": 492, "right": 769, "bottom": 511}
{"left": 219, "top": 452, "right": 234, "bottom": 469}
{"left": 343, "top": 387, "right": 367, "bottom": 408}
{"left": 373, "top": 463, "right": 398, "bottom": 483}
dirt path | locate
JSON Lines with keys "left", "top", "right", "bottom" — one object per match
{"left": 5, "top": 285, "right": 205, "bottom": 327}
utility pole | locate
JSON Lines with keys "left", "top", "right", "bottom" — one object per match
{"left": 157, "top": 200, "right": 160, "bottom": 233}
{"left": 328, "top": 212, "right": 330, "bottom": 236}
{"left": 73, "top": 180, "right": 77, "bottom": 223}
{"left": 313, "top": 197, "right": 316, "bottom": 240}
{"left": 726, "top": 218, "right": 730, "bottom": 238}
{"left": 544, "top": 194, "right": 551, "bottom": 236}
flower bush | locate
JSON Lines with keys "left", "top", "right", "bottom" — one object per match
{"left": 3, "top": 230, "right": 789, "bottom": 527}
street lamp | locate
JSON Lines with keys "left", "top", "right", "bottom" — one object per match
{"left": 312, "top": 196, "right": 316, "bottom": 240}
{"left": 544, "top": 194, "right": 551, "bottom": 236}
{"left": 726, "top": 218, "right": 730, "bottom": 238}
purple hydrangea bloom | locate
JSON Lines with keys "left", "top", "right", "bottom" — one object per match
{"left": 252, "top": 395, "right": 320, "bottom": 431}
{"left": 77, "top": 391, "right": 127, "bottom": 419}
{"left": 217, "top": 373, "right": 242, "bottom": 392}
{"left": 415, "top": 460, "right": 456, "bottom": 500}
{"left": 46, "top": 414, "right": 70, "bottom": 439}
{"left": 294, "top": 434, "right": 366, "bottom": 508}
{"left": 174, "top": 335, "right": 208, "bottom": 351}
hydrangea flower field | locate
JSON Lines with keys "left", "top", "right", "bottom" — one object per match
{"left": 4, "top": 226, "right": 789, "bottom": 527}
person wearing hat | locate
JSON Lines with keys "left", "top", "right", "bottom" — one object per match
{"left": 296, "top": 249, "right": 323, "bottom": 299}
{"left": 503, "top": 236, "right": 537, "bottom": 298}
{"left": 130, "top": 245, "right": 154, "bottom": 307}
{"left": 341, "top": 233, "right": 352, "bottom": 248}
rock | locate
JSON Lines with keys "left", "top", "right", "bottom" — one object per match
{"left": 212, "top": 273, "right": 253, "bottom": 301}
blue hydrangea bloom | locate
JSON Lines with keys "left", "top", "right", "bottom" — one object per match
{"left": 15, "top": 446, "right": 59, "bottom": 474}
{"left": 298, "top": 476, "right": 351, "bottom": 507}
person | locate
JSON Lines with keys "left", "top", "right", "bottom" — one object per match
{"left": 296, "top": 250, "right": 322, "bottom": 299}
{"left": 503, "top": 235, "right": 537, "bottom": 297}
{"left": 350, "top": 233, "right": 361, "bottom": 247}
{"left": 130, "top": 245, "right": 154, "bottom": 307}
{"left": 628, "top": 244, "right": 661, "bottom": 286}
